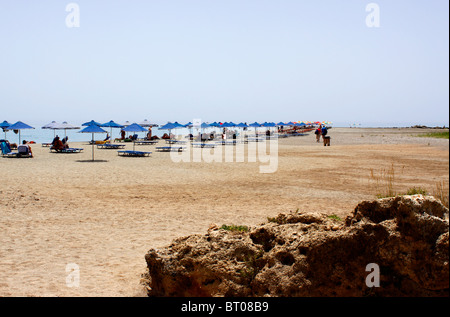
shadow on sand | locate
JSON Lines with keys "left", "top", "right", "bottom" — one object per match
{"left": 76, "top": 160, "right": 109, "bottom": 163}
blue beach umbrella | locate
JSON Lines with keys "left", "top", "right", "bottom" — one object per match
{"left": 122, "top": 123, "right": 147, "bottom": 133}
{"left": 78, "top": 124, "right": 107, "bottom": 161}
{"left": 173, "top": 122, "right": 185, "bottom": 128}
{"left": 101, "top": 120, "right": 124, "bottom": 140}
{"left": 221, "top": 122, "right": 233, "bottom": 128}
{"left": 159, "top": 122, "right": 179, "bottom": 130}
{"left": 248, "top": 122, "right": 261, "bottom": 135}
{"left": 101, "top": 120, "right": 124, "bottom": 129}
{"left": 159, "top": 122, "right": 181, "bottom": 138}
{"left": 237, "top": 122, "right": 248, "bottom": 128}
{"left": 210, "top": 122, "right": 222, "bottom": 128}
{"left": 82, "top": 120, "right": 102, "bottom": 127}
{"left": 6, "top": 121, "right": 35, "bottom": 144}
{"left": 0, "top": 120, "right": 11, "bottom": 139}
{"left": 123, "top": 123, "right": 148, "bottom": 150}
{"left": 235, "top": 122, "right": 248, "bottom": 137}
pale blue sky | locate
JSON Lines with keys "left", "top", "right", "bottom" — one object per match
{"left": 0, "top": 0, "right": 448, "bottom": 127}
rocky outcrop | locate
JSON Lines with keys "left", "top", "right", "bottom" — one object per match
{"left": 143, "top": 195, "right": 449, "bottom": 296}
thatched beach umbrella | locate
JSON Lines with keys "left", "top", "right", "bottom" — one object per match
{"left": 138, "top": 119, "right": 159, "bottom": 127}
{"left": 57, "top": 121, "right": 80, "bottom": 138}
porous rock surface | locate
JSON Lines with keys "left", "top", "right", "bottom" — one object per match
{"left": 143, "top": 195, "right": 449, "bottom": 296}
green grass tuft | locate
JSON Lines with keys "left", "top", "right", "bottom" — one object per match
{"left": 416, "top": 131, "right": 449, "bottom": 139}
{"left": 327, "top": 214, "right": 342, "bottom": 221}
{"left": 220, "top": 224, "right": 249, "bottom": 232}
{"left": 405, "top": 187, "right": 428, "bottom": 195}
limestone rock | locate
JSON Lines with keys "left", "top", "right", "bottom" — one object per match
{"left": 143, "top": 195, "right": 449, "bottom": 296}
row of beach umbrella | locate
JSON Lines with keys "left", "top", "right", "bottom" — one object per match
{"left": 1, "top": 119, "right": 330, "bottom": 141}
{"left": 1, "top": 119, "right": 331, "bottom": 160}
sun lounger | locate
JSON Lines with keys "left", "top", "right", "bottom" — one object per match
{"left": 97, "top": 143, "right": 125, "bottom": 149}
{"left": 215, "top": 140, "right": 240, "bottom": 146}
{"left": 41, "top": 143, "right": 52, "bottom": 147}
{"left": 246, "top": 137, "right": 265, "bottom": 142}
{"left": 192, "top": 143, "right": 216, "bottom": 148}
{"left": 155, "top": 146, "right": 185, "bottom": 152}
{"left": 135, "top": 140, "right": 159, "bottom": 145}
{"left": 114, "top": 138, "right": 133, "bottom": 143}
{"left": 117, "top": 150, "right": 152, "bottom": 157}
{"left": 1, "top": 142, "right": 33, "bottom": 158}
{"left": 50, "top": 148, "right": 84, "bottom": 153}
{"left": 165, "top": 139, "right": 187, "bottom": 145}
{"left": 89, "top": 140, "right": 111, "bottom": 145}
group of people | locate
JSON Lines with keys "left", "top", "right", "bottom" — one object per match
{"left": 116, "top": 127, "right": 159, "bottom": 141}
{"left": 0, "top": 139, "right": 33, "bottom": 157}
{"left": 314, "top": 125, "right": 330, "bottom": 146}
{"left": 51, "top": 135, "right": 70, "bottom": 151}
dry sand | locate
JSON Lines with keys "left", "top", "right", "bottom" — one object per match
{"left": 0, "top": 127, "right": 448, "bottom": 296}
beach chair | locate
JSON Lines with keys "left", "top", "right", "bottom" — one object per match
{"left": 97, "top": 143, "right": 125, "bottom": 149}
{"left": 50, "top": 147, "right": 84, "bottom": 153}
{"left": 117, "top": 150, "right": 152, "bottom": 157}
{"left": 135, "top": 140, "right": 159, "bottom": 145}
{"left": 192, "top": 143, "right": 215, "bottom": 148}
{"left": 89, "top": 140, "right": 109, "bottom": 145}
{"left": 1, "top": 142, "right": 32, "bottom": 158}
{"left": 155, "top": 146, "right": 185, "bottom": 152}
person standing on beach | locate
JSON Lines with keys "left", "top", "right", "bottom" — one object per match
{"left": 315, "top": 125, "right": 322, "bottom": 142}
{"left": 321, "top": 125, "right": 328, "bottom": 139}
{"left": 147, "top": 127, "right": 152, "bottom": 140}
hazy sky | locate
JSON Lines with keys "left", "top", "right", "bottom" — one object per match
{"left": 0, "top": 0, "right": 448, "bottom": 127}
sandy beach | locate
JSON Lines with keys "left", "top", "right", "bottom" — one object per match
{"left": 0, "top": 127, "right": 448, "bottom": 297}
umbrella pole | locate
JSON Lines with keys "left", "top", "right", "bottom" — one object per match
{"left": 92, "top": 132, "right": 95, "bottom": 161}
